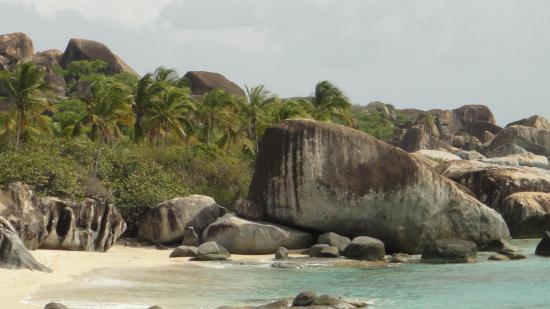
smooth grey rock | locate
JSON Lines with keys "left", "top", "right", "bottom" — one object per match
{"left": 197, "top": 241, "right": 230, "bottom": 257}
{"left": 309, "top": 244, "right": 330, "bottom": 258}
{"left": 319, "top": 246, "right": 340, "bottom": 258}
{"left": 454, "top": 150, "right": 486, "bottom": 160}
{"left": 535, "top": 231, "right": 550, "bottom": 256}
{"left": 190, "top": 254, "right": 228, "bottom": 261}
{"left": 138, "top": 195, "right": 225, "bottom": 244}
{"left": 484, "top": 142, "right": 529, "bottom": 158}
{"left": 293, "top": 291, "right": 317, "bottom": 306}
{"left": 44, "top": 303, "right": 68, "bottom": 309}
{"left": 0, "top": 217, "right": 50, "bottom": 272}
{"left": 201, "top": 214, "right": 313, "bottom": 254}
{"left": 270, "top": 262, "right": 301, "bottom": 269}
{"left": 317, "top": 232, "right": 351, "bottom": 253}
{"left": 275, "top": 247, "right": 288, "bottom": 260}
{"left": 250, "top": 120, "right": 510, "bottom": 253}
{"left": 182, "top": 227, "right": 199, "bottom": 247}
{"left": 421, "top": 239, "right": 477, "bottom": 264}
{"left": 169, "top": 246, "right": 198, "bottom": 258}
{"left": 413, "top": 150, "right": 462, "bottom": 162}
{"left": 343, "top": 236, "right": 385, "bottom": 261}
{"left": 480, "top": 155, "right": 549, "bottom": 169}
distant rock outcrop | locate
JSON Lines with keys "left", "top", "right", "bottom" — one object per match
{"left": 0, "top": 32, "right": 34, "bottom": 63}
{"left": 485, "top": 125, "right": 550, "bottom": 157}
{"left": 60, "top": 38, "right": 138, "bottom": 76}
{"left": 507, "top": 115, "right": 550, "bottom": 131}
{"left": 249, "top": 119, "right": 510, "bottom": 253}
{"left": 184, "top": 71, "right": 245, "bottom": 97}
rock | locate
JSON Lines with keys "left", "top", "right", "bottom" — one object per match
{"left": 454, "top": 150, "right": 486, "bottom": 160}
{"left": 275, "top": 247, "right": 288, "bottom": 259}
{"left": 488, "top": 254, "right": 510, "bottom": 261}
{"left": 137, "top": 195, "right": 225, "bottom": 244}
{"left": 389, "top": 253, "right": 409, "bottom": 263}
{"left": 319, "top": 246, "right": 340, "bottom": 258}
{"left": 197, "top": 241, "right": 230, "bottom": 257}
{"left": 201, "top": 214, "right": 313, "bottom": 254}
{"left": 0, "top": 182, "right": 126, "bottom": 252}
{"left": 309, "top": 244, "right": 329, "bottom": 257}
{"left": 413, "top": 149, "right": 462, "bottom": 162}
{"left": 481, "top": 238, "right": 518, "bottom": 252}
{"left": 499, "top": 251, "right": 526, "bottom": 260}
{"left": 312, "top": 294, "right": 353, "bottom": 308}
{"left": 169, "top": 246, "right": 198, "bottom": 258}
{"left": 421, "top": 239, "right": 477, "bottom": 264}
{"left": 507, "top": 115, "right": 550, "bottom": 131}
{"left": 342, "top": 236, "right": 385, "bottom": 261}
{"left": 184, "top": 71, "right": 245, "bottom": 97}
{"left": 38, "top": 49, "right": 64, "bottom": 63}
{"left": 44, "top": 73, "right": 67, "bottom": 97}
{"left": 317, "top": 232, "right": 351, "bottom": 253}
{"left": 60, "top": 38, "right": 138, "bottom": 76}
{"left": 18, "top": 53, "right": 59, "bottom": 73}
{"left": 0, "top": 32, "right": 34, "bottom": 63}
{"left": 182, "top": 227, "right": 199, "bottom": 247}
{"left": 501, "top": 192, "right": 550, "bottom": 238}
{"left": 458, "top": 121, "right": 502, "bottom": 142}
{"left": 44, "top": 303, "right": 68, "bottom": 309}
{"left": 535, "top": 231, "right": 550, "bottom": 256}
{"left": 190, "top": 254, "right": 229, "bottom": 261}
{"left": 293, "top": 291, "right": 317, "bottom": 306}
{"left": 486, "top": 125, "right": 550, "bottom": 157}
{"left": 484, "top": 142, "right": 530, "bottom": 158}
{"left": 234, "top": 198, "right": 264, "bottom": 220}
{"left": 255, "top": 300, "right": 289, "bottom": 309}
{"left": 270, "top": 262, "right": 301, "bottom": 269}
{"left": 0, "top": 217, "right": 50, "bottom": 272}
{"left": 480, "top": 155, "right": 550, "bottom": 169}
{"left": 400, "top": 126, "right": 448, "bottom": 152}
{"left": 148, "top": 306, "right": 163, "bottom": 309}
{"left": 250, "top": 119, "right": 510, "bottom": 253}
{"left": 0, "top": 54, "right": 9, "bottom": 70}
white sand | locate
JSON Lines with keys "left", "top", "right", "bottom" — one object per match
{"left": 0, "top": 246, "right": 276, "bottom": 309}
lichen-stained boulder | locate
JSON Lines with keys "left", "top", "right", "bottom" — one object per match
{"left": 201, "top": 214, "right": 313, "bottom": 254}
{"left": 0, "top": 32, "right": 34, "bottom": 63}
{"left": 137, "top": 195, "right": 226, "bottom": 244}
{"left": 0, "top": 217, "right": 50, "bottom": 272}
{"left": 436, "top": 160, "right": 550, "bottom": 211}
{"left": 485, "top": 125, "right": 550, "bottom": 157}
{"left": 60, "top": 38, "right": 138, "bottom": 76}
{"left": 184, "top": 71, "right": 245, "bottom": 97}
{"left": 249, "top": 119, "right": 510, "bottom": 253}
{"left": 501, "top": 192, "right": 550, "bottom": 238}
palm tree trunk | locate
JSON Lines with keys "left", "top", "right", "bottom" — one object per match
{"left": 93, "top": 130, "right": 103, "bottom": 178}
{"left": 252, "top": 116, "right": 258, "bottom": 153}
{"left": 15, "top": 107, "right": 23, "bottom": 150}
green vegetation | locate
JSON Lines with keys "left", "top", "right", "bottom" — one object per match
{"left": 0, "top": 60, "right": 385, "bottom": 234}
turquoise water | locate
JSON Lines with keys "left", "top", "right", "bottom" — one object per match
{"left": 28, "top": 239, "right": 550, "bottom": 309}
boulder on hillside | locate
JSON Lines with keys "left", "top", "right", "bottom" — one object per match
{"left": 249, "top": 119, "right": 510, "bottom": 253}
{"left": 502, "top": 192, "right": 550, "bottom": 238}
{"left": 137, "top": 195, "right": 225, "bottom": 244}
{"left": 0, "top": 32, "right": 34, "bottom": 63}
{"left": 507, "top": 115, "right": 550, "bottom": 131}
{"left": 535, "top": 231, "right": 550, "bottom": 256}
{"left": 457, "top": 121, "right": 502, "bottom": 142}
{"left": 421, "top": 239, "right": 477, "bottom": 264}
{"left": 201, "top": 214, "right": 313, "bottom": 254}
{"left": 400, "top": 125, "right": 448, "bottom": 152}
{"left": 428, "top": 105, "right": 496, "bottom": 141}
{"left": 485, "top": 125, "right": 550, "bottom": 157}
{"left": 436, "top": 160, "right": 550, "bottom": 212}
{"left": 184, "top": 71, "right": 245, "bottom": 97}
{"left": 0, "top": 182, "right": 126, "bottom": 251}
{"left": 0, "top": 216, "right": 50, "bottom": 272}
{"left": 60, "top": 38, "right": 138, "bottom": 76}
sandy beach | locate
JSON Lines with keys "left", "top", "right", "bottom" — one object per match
{"left": 0, "top": 246, "right": 278, "bottom": 309}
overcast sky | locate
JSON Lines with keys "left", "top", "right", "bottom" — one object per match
{"left": 1, "top": 0, "right": 549, "bottom": 125}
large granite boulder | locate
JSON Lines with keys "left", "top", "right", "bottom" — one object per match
{"left": 507, "top": 115, "right": 550, "bottom": 131}
{"left": 479, "top": 155, "right": 549, "bottom": 169}
{"left": 413, "top": 149, "right": 462, "bottom": 163}
{"left": 421, "top": 239, "right": 477, "bottom": 264}
{"left": 184, "top": 71, "right": 245, "bottom": 97}
{"left": 138, "top": 195, "right": 225, "bottom": 244}
{"left": 429, "top": 105, "right": 496, "bottom": 141}
{"left": 483, "top": 142, "right": 530, "bottom": 158}
{"left": 502, "top": 192, "right": 550, "bottom": 238}
{"left": 249, "top": 120, "right": 510, "bottom": 253}
{"left": 317, "top": 232, "right": 351, "bottom": 253}
{"left": 60, "top": 38, "right": 138, "bottom": 76}
{"left": 399, "top": 125, "right": 448, "bottom": 152}
{"left": 458, "top": 121, "right": 502, "bottom": 142}
{"left": 0, "top": 182, "right": 126, "bottom": 251}
{"left": 0, "top": 32, "right": 34, "bottom": 63}
{"left": 0, "top": 216, "right": 50, "bottom": 272}
{"left": 201, "top": 214, "right": 313, "bottom": 254}
{"left": 342, "top": 236, "right": 385, "bottom": 261}
{"left": 486, "top": 125, "right": 550, "bottom": 157}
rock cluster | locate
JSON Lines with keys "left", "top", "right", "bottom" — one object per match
{"left": 217, "top": 292, "right": 369, "bottom": 309}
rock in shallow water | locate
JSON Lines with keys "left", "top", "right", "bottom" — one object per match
{"left": 421, "top": 239, "right": 477, "bottom": 264}
{"left": 275, "top": 247, "right": 288, "bottom": 260}
{"left": 249, "top": 119, "right": 510, "bottom": 254}
{"left": 535, "top": 231, "right": 550, "bottom": 256}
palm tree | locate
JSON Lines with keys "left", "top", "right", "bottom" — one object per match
{"left": 145, "top": 86, "right": 194, "bottom": 146}
{"left": 243, "top": 85, "right": 278, "bottom": 153}
{"left": 131, "top": 73, "right": 155, "bottom": 144}
{"left": 306, "top": 80, "right": 353, "bottom": 125}
{"left": 73, "top": 77, "right": 133, "bottom": 176}
{"left": 271, "top": 99, "right": 312, "bottom": 123}
{"left": 195, "top": 89, "right": 237, "bottom": 144}
{"left": 0, "top": 63, "right": 52, "bottom": 149}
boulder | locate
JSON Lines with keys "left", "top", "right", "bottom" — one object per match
{"left": 488, "top": 254, "right": 510, "bottom": 261}
{"left": 0, "top": 32, "right": 34, "bottom": 63}
{"left": 458, "top": 121, "right": 502, "bottom": 142}
{"left": 480, "top": 155, "right": 549, "bottom": 169}
{"left": 481, "top": 238, "right": 518, "bottom": 252}
{"left": 137, "top": 195, "right": 225, "bottom": 244}
{"left": 44, "top": 303, "right": 68, "bottom": 309}
{"left": 421, "top": 239, "right": 477, "bottom": 264}
{"left": 0, "top": 54, "right": 9, "bottom": 70}
{"left": 437, "top": 160, "right": 550, "bottom": 214}
{"left": 501, "top": 192, "right": 550, "bottom": 238}
{"left": 234, "top": 198, "right": 264, "bottom": 220}
{"left": 191, "top": 254, "right": 229, "bottom": 261}
{"left": 184, "top": 71, "right": 245, "bottom": 97}
{"left": 342, "top": 236, "right": 385, "bottom": 261}
{"left": 389, "top": 253, "right": 409, "bottom": 263}
{"left": 201, "top": 214, "right": 313, "bottom": 254}
{"left": 0, "top": 182, "right": 126, "bottom": 252}
{"left": 250, "top": 119, "right": 510, "bottom": 253}
{"left": 38, "top": 49, "right": 64, "bottom": 63}
{"left": 312, "top": 294, "right": 355, "bottom": 308}
{"left": 399, "top": 126, "right": 447, "bottom": 152}
{"left": 191, "top": 241, "right": 230, "bottom": 261}
{"left": 44, "top": 73, "right": 67, "bottom": 97}
{"left": 486, "top": 125, "right": 550, "bottom": 157}
{"left": 535, "top": 231, "right": 550, "bottom": 256}
{"left": 413, "top": 149, "right": 462, "bottom": 163}
{"left": 317, "top": 232, "right": 351, "bottom": 253}
{"left": 507, "top": 115, "right": 550, "bottom": 131}
{"left": 0, "top": 217, "right": 50, "bottom": 272}
{"left": 454, "top": 150, "right": 485, "bottom": 160}
{"left": 309, "top": 244, "right": 330, "bottom": 258}
{"left": 274, "top": 247, "right": 288, "bottom": 259}
{"left": 270, "top": 262, "right": 301, "bottom": 270}
{"left": 18, "top": 52, "right": 60, "bottom": 73}
{"left": 60, "top": 38, "right": 138, "bottom": 76}
{"left": 181, "top": 226, "right": 199, "bottom": 247}
{"left": 318, "top": 246, "right": 340, "bottom": 258}
{"left": 483, "top": 142, "right": 530, "bottom": 158}
{"left": 292, "top": 291, "right": 317, "bottom": 306}
{"left": 169, "top": 246, "right": 198, "bottom": 258}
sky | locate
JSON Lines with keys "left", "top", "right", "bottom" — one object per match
{"left": 1, "top": 0, "right": 549, "bottom": 125}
